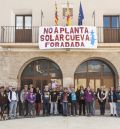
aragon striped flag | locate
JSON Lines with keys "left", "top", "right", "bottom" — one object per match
{"left": 66, "top": 0, "right": 71, "bottom": 26}
{"left": 55, "top": 1, "right": 59, "bottom": 26}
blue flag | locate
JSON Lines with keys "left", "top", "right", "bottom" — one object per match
{"left": 78, "top": 2, "right": 84, "bottom": 25}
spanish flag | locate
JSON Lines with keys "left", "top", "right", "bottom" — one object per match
{"left": 55, "top": 2, "right": 58, "bottom": 26}
{"left": 66, "top": 0, "right": 71, "bottom": 26}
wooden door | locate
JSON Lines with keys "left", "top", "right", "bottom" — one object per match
{"left": 15, "top": 15, "right": 32, "bottom": 43}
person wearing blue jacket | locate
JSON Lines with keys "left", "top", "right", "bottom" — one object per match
{"left": 108, "top": 87, "right": 117, "bottom": 116}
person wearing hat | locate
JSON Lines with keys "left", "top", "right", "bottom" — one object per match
{"left": 8, "top": 86, "right": 18, "bottom": 119}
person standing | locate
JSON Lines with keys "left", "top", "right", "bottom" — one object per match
{"left": 0, "top": 86, "right": 8, "bottom": 120}
{"left": 27, "top": 87, "right": 36, "bottom": 117}
{"left": 50, "top": 88, "right": 58, "bottom": 115}
{"left": 77, "top": 86, "right": 86, "bottom": 116}
{"left": 57, "top": 86, "right": 63, "bottom": 115}
{"left": 108, "top": 87, "right": 117, "bottom": 116}
{"left": 85, "top": 86, "right": 94, "bottom": 116}
{"left": 20, "top": 85, "right": 29, "bottom": 116}
{"left": 91, "top": 89, "right": 97, "bottom": 116}
{"left": 116, "top": 86, "right": 120, "bottom": 116}
{"left": 97, "top": 86, "right": 108, "bottom": 115}
{"left": 61, "top": 88, "right": 69, "bottom": 116}
{"left": 8, "top": 87, "right": 18, "bottom": 119}
{"left": 35, "top": 87, "right": 42, "bottom": 116}
{"left": 42, "top": 85, "right": 50, "bottom": 116}
{"left": 70, "top": 87, "right": 77, "bottom": 116}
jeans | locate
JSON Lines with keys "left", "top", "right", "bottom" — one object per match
{"left": 116, "top": 102, "right": 120, "bottom": 116}
{"left": 50, "top": 102, "right": 58, "bottom": 115}
{"left": 86, "top": 102, "right": 92, "bottom": 115}
{"left": 43, "top": 99, "right": 50, "bottom": 115}
{"left": 71, "top": 101, "right": 77, "bottom": 115}
{"left": 62, "top": 102, "right": 68, "bottom": 116}
{"left": 9, "top": 100, "right": 18, "bottom": 118}
{"left": 92, "top": 100, "right": 96, "bottom": 115}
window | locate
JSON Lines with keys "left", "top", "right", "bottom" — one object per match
{"left": 74, "top": 59, "right": 115, "bottom": 91}
{"left": 103, "top": 16, "right": 119, "bottom": 28}
{"left": 16, "top": 15, "right": 32, "bottom": 29}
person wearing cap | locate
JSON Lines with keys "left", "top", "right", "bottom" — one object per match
{"left": 8, "top": 86, "right": 18, "bottom": 119}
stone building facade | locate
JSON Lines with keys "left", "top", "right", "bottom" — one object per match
{"left": 0, "top": 0, "right": 120, "bottom": 90}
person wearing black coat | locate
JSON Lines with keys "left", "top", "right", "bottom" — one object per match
{"left": 76, "top": 86, "right": 86, "bottom": 116}
{"left": 108, "top": 87, "right": 117, "bottom": 116}
{"left": 35, "top": 87, "right": 42, "bottom": 116}
{"left": 97, "top": 86, "right": 107, "bottom": 115}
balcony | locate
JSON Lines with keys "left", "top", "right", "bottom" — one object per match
{"left": 0, "top": 26, "right": 120, "bottom": 43}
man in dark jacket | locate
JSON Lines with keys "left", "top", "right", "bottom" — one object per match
{"left": 76, "top": 86, "right": 86, "bottom": 116}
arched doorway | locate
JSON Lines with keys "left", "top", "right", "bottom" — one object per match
{"left": 74, "top": 59, "right": 116, "bottom": 91}
{"left": 20, "top": 58, "right": 63, "bottom": 90}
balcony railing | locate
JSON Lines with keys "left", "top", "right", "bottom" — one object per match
{"left": 0, "top": 26, "right": 120, "bottom": 43}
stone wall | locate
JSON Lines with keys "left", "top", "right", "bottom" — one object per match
{"left": 0, "top": 50, "right": 120, "bottom": 87}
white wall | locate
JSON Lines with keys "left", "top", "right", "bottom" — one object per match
{"left": 0, "top": 0, "right": 120, "bottom": 27}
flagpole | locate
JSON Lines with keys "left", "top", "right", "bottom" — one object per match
{"left": 93, "top": 10, "right": 96, "bottom": 26}
{"left": 41, "top": 10, "right": 43, "bottom": 26}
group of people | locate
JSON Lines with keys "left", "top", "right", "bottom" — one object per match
{"left": 0, "top": 84, "right": 120, "bottom": 120}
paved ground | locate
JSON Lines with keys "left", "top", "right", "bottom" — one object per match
{"left": 0, "top": 116, "right": 120, "bottom": 129}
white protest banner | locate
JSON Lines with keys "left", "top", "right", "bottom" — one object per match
{"left": 39, "top": 26, "right": 97, "bottom": 49}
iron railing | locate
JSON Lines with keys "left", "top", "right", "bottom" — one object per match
{"left": 0, "top": 26, "right": 120, "bottom": 43}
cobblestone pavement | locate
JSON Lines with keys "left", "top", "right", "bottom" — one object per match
{"left": 0, "top": 115, "right": 120, "bottom": 129}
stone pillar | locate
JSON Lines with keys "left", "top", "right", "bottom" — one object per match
{"left": 63, "top": 77, "right": 74, "bottom": 88}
